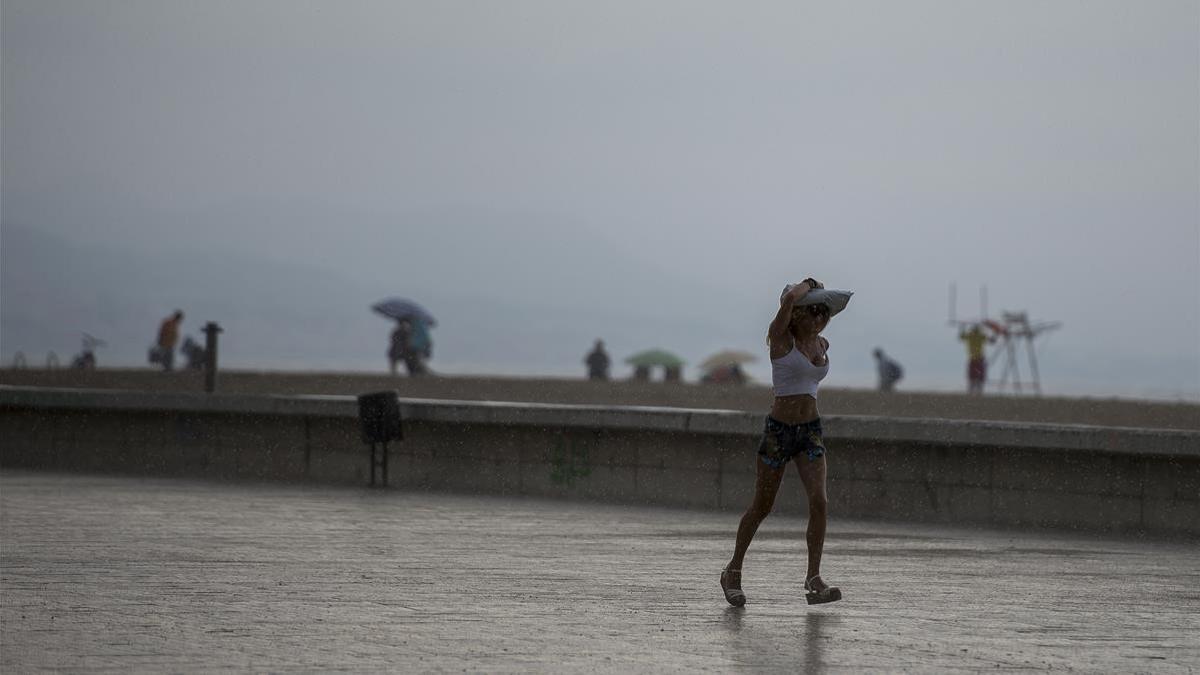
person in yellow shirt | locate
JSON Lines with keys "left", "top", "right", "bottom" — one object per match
{"left": 959, "top": 323, "right": 992, "bottom": 394}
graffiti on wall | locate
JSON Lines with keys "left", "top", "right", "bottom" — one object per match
{"left": 549, "top": 434, "right": 592, "bottom": 487}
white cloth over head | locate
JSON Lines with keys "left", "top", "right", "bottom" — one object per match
{"left": 781, "top": 285, "right": 854, "bottom": 318}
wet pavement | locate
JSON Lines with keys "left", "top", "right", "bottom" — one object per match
{"left": 2, "top": 470, "right": 1198, "bottom": 673}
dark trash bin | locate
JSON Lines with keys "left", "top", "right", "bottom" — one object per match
{"left": 357, "top": 391, "right": 403, "bottom": 486}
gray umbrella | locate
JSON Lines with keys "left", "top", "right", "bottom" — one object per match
{"left": 371, "top": 298, "right": 437, "bottom": 327}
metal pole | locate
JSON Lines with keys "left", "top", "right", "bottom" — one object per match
{"left": 381, "top": 441, "right": 389, "bottom": 487}
{"left": 987, "top": 340, "right": 1007, "bottom": 393}
{"left": 1008, "top": 339, "right": 1021, "bottom": 394}
{"left": 1027, "top": 334, "right": 1042, "bottom": 396}
{"left": 202, "top": 322, "right": 223, "bottom": 393}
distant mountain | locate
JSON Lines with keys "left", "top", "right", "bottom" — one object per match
{"left": 9, "top": 210, "right": 1193, "bottom": 399}
{"left": 0, "top": 217, "right": 753, "bottom": 376}
{"left": 0, "top": 223, "right": 363, "bottom": 367}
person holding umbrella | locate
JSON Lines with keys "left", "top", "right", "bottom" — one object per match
{"left": 721, "top": 278, "right": 852, "bottom": 607}
{"left": 374, "top": 298, "right": 436, "bottom": 376}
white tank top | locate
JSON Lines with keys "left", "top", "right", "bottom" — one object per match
{"left": 771, "top": 342, "right": 829, "bottom": 398}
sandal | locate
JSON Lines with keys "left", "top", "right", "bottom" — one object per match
{"left": 721, "top": 568, "right": 746, "bottom": 607}
{"left": 804, "top": 574, "right": 842, "bottom": 605}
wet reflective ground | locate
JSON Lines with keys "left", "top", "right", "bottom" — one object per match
{"left": 2, "top": 471, "right": 1197, "bottom": 672}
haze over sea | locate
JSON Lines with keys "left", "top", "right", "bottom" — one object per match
{"left": 2, "top": 2, "right": 1197, "bottom": 402}
{"left": 4, "top": 219, "right": 1195, "bottom": 402}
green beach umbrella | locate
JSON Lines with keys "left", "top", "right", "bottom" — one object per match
{"left": 625, "top": 349, "right": 686, "bottom": 368}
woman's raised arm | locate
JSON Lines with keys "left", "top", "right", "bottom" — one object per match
{"left": 769, "top": 280, "right": 816, "bottom": 341}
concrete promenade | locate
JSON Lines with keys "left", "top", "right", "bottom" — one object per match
{"left": 2, "top": 471, "right": 1198, "bottom": 673}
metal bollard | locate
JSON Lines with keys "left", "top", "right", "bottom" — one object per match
{"left": 203, "top": 322, "right": 223, "bottom": 393}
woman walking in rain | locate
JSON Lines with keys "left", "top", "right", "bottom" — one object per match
{"left": 721, "top": 278, "right": 850, "bottom": 606}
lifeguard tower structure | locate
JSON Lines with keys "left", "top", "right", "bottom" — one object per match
{"left": 949, "top": 283, "right": 1062, "bottom": 395}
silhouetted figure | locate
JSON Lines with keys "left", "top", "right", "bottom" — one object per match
{"left": 702, "top": 363, "right": 747, "bottom": 385}
{"left": 959, "top": 324, "right": 992, "bottom": 395}
{"left": 664, "top": 365, "right": 682, "bottom": 383}
{"left": 70, "top": 334, "right": 104, "bottom": 370}
{"left": 150, "top": 310, "right": 184, "bottom": 371}
{"left": 632, "top": 365, "right": 651, "bottom": 382}
{"left": 872, "top": 348, "right": 903, "bottom": 392}
{"left": 730, "top": 363, "right": 747, "bottom": 385}
{"left": 585, "top": 340, "right": 611, "bottom": 381}
{"left": 410, "top": 317, "right": 433, "bottom": 363}
{"left": 388, "top": 321, "right": 410, "bottom": 376}
{"left": 181, "top": 336, "right": 206, "bottom": 371}
{"left": 388, "top": 320, "right": 426, "bottom": 376}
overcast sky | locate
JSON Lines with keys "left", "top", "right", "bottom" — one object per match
{"left": 3, "top": 1, "right": 1198, "bottom": 399}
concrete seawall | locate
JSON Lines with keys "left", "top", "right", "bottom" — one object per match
{"left": 2, "top": 386, "right": 1197, "bottom": 537}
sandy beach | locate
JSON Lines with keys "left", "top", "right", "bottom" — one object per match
{"left": 3, "top": 367, "right": 1198, "bottom": 430}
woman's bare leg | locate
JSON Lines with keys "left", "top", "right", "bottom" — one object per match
{"left": 795, "top": 455, "right": 828, "bottom": 582}
{"left": 727, "top": 459, "right": 786, "bottom": 572}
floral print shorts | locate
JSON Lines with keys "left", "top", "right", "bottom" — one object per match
{"left": 757, "top": 416, "right": 826, "bottom": 468}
